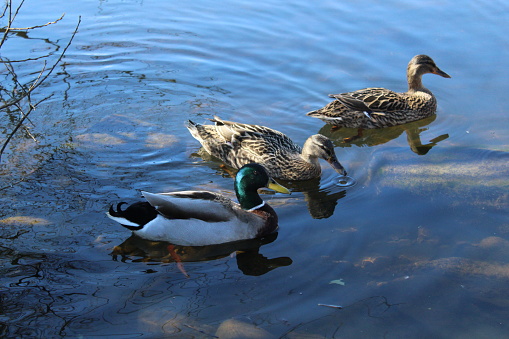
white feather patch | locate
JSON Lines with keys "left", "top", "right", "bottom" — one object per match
{"left": 324, "top": 116, "right": 342, "bottom": 121}
{"left": 247, "top": 201, "right": 265, "bottom": 211}
{"left": 134, "top": 215, "right": 260, "bottom": 246}
{"left": 106, "top": 213, "right": 140, "bottom": 227}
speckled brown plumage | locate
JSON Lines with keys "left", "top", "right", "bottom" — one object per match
{"left": 307, "top": 55, "right": 451, "bottom": 129}
{"left": 187, "top": 116, "right": 347, "bottom": 181}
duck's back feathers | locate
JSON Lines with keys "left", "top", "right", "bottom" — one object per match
{"left": 330, "top": 88, "right": 410, "bottom": 113}
{"left": 210, "top": 116, "right": 298, "bottom": 150}
{"left": 200, "top": 117, "right": 301, "bottom": 159}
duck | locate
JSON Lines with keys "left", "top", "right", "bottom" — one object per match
{"left": 107, "top": 163, "right": 291, "bottom": 246}
{"left": 307, "top": 55, "right": 451, "bottom": 130}
{"left": 186, "top": 116, "right": 347, "bottom": 181}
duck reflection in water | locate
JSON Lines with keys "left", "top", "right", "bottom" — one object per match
{"left": 318, "top": 115, "right": 449, "bottom": 155}
{"left": 279, "top": 176, "right": 348, "bottom": 219}
{"left": 111, "top": 233, "right": 292, "bottom": 276}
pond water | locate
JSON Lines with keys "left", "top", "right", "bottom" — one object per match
{"left": 1, "top": 0, "right": 508, "bottom": 337}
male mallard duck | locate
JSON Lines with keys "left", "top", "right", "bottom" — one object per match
{"left": 307, "top": 55, "right": 451, "bottom": 129}
{"left": 107, "top": 163, "right": 290, "bottom": 246}
{"left": 187, "top": 116, "right": 347, "bottom": 181}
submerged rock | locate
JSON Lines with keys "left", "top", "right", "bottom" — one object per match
{"left": 215, "top": 318, "right": 274, "bottom": 339}
{"left": 373, "top": 147, "right": 509, "bottom": 209}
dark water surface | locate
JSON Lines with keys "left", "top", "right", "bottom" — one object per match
{"left": 1, "top": 0, "right": 508, "bottom": 338}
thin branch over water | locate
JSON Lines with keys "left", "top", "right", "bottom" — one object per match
{"left": 0, "top": 0, "right": 81, "bottom": 164}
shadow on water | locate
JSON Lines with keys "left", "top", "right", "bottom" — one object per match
{"left": 318, "top": 115, "right": 450, "bottom": 155}
{"left": 112, "top": 233, "right": 292, "bottom": 276}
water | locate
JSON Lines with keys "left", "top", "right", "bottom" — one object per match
{"left": 1, "top": 0, "right": 508, "bottom": 337}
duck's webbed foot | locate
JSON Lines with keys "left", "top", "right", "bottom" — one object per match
{"left": 167, "top": 244, "right": 190, "bottom": 278}
{"left": 343, "top": 128, "right": 363, "bottom": 143}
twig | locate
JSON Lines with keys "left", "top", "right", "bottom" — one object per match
{"left": 10, "top": 14, "right": 80, "bottom": 107}
{"left": 0, "top": 53, "right": 54, "bottom": 64}
{"left": 22, "top": 123, "right": 38, "bottom": 142}
{"left": 29, "top": 60, "right": 49, "bottom": 92}
{"left": 0, "top": 0, "right": 26, "bottom": 48}
{"left": 2, "top": 57, "right": 39, "bottom": 99}
{"left": 0, "top": 17, "right": 81, "bottom": 142}
{"left": 0, "top": 94, "right": 53, "bottom": 162}
{"left": 32, "top": 16, "right": 81, "bottom": 89}
{"left": 7, "top": 13, "right": 65, "bottom": 31}
{"left": 1, "top": 58, "right": 39, "bottom": 128}
{"left": 0, "top": 3, "right": 8, "bottom": 19}
{"left": 0, "top": 1, "right": 81, "bottom": 165}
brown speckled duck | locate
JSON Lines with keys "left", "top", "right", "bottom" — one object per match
{"left": 187, "top": 116, "right": 347, "bottom": 181}
{"left": 307, "top": 55, "right": 451, "bottom": 129}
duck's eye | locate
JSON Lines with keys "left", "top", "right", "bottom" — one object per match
{"left": 320, "top": 145, "right": 330, "bottom": 153}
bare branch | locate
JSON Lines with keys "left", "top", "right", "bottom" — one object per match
{"left": 0, "top": 3, "right": 8, "bottom": 20}
{"left": 0, "top": 2, "right": 13, "bottom": 48}
{"left": 0, "top": 103, "right": 35, "bottom": 160}
{"left": 0, "top": 16, "right": 81, "bottom": 111}
{"left": 0, "top": 0, "right": 81, "bottom": 165}
{"left": 29, "top": 60, "right": 48, "bottom": 91}
{"left": 22, "top": 16, "right": 81, "bottom": 95}
{"left": 11, "top": 0, "right": 27, "bottom": 21}
{"left": 0, "top": 1, "right": 63, "bottom": 48}
{"left": 0, "top": 53, "right": 54, "bottom": 63}
{"left": 7, "top": 13, "right": 65, "bottom": 31}
{"left": 0, "top": 0, "right": 26, "bottom": 47}
{"left": 0, "top": 94, "right": 53, "bottom": 161}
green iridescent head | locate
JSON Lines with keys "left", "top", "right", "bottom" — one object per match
{"left": 234, "top": 163, "right": 290, "bottom": 210}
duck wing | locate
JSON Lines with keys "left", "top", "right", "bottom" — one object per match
{"left": 234, "top": 131, "right": 302, "bottom": 157}
{"left": 329, "top": 88, "right": 409, "bottom": 113}
{"left": 211, "top": 116, "right": 301, "bottom": 153}
{"left": 142, "top": 191, "right": 238, "bottom": 222}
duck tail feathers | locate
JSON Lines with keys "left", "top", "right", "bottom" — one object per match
{"left": 107, "top": 202, "right": 156, "bottom": 230}
{"left": 186, "top": 119, "right": 198, "bottom": 131}
{"left": 186, "top": 120, "right": 205, "bottom": 142}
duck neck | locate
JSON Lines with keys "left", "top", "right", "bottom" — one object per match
{"left": 301, "top": 140, "right": 320, "bottom": 167}
{"left": 235, "top": 184, "right": 265, "bottom": 210}
{"left": 407, "top": 69, "right": 425, "bottom": 92}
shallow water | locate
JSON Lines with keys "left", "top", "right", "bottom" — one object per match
{"left": 1, "top": 0, "right": 508, "bottom": 338}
